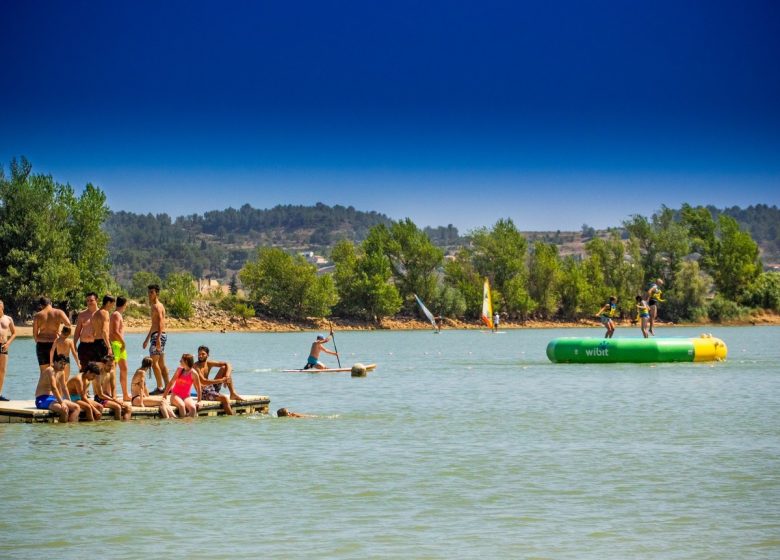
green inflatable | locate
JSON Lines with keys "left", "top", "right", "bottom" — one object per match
{"left": 546, "top": 335, "right": 727, "bottom": 364}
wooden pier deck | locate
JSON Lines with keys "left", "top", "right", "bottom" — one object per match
{"left": 0, "top": 395, "right": 270, "bottom": 423}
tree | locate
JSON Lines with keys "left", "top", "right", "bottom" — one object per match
{"left": 528, "top": 241, "right": 561, "bottom": 319}
{"left": 710, "top": 215, "right": 761, "bottom": 299}
{"left": 163, "top": 272, "right": 198, "bottom": 319}
{"left": 369, "top": 219, "right": 444, "bottom": 310}
{"left": 229, "top": 273, "right": 238, "bottom": 295}
{"left": 239, "top": 248, "right": 337, "bottom": 320}
{"left": 131, "top": 271, "right": 162, "bottom": 299}
{"left": 448, "top": 218, "right": 529, "bottom": 318}
{"left": 0, "top": 158, "right": 112, "bottom": 317}
{"left": 331, "top": 240, "right": 402, "bottom": 321}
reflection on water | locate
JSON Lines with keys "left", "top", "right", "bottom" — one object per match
{"left": 1, "top": 326, "right": 779, "bottom": 559}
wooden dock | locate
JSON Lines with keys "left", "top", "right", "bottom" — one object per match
{"left": 0, "top": 395, "right": 270, "bottom": 423}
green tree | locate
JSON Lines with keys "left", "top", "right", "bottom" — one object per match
{"left": 163, "top": 272, "right": 198, "bottom": 319}
{"left": 557, "top": 256, "right": 592, "bottom": 319}
{"left": 443, "top": 248, "right": 482, "bottom": 319}
{"left": 331, "top": 240, "right": 401, "bottom": 321}
{"left": 373, "top": 219, "right": 444, "bottom": 309}
{"left": 664, "top": 260, "right": 709, "bottom": 322}
{"left": 528, "top": 241, "right": 561, "bottom": 319}
{"left": 447, "top": 218, "right": 529, "bottom": 318}
{"left": 131, "top": 271, "right": 163, "bottom": 299}
{"left": 710, "top": 215, "right": 761, "bottom": 299}
{"left": 0, "top": 158, "right": 112, "bottom": 316}
{"left": 240, "top": 248, "right": 337, "bottom": 319}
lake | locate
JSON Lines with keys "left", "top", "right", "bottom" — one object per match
{"left": 1, "top": 326, "right": 779, "bottom": 559}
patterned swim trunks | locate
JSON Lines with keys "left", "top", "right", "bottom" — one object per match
{"left": 149, "top": 332, "right": 167, "bottom": 356}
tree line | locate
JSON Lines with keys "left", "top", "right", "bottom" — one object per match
{"left": 2, "top": 158, "right": 778, "bottom": 323}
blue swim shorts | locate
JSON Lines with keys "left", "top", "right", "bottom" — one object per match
{"left": 35, "top": 394, "right": 57, "bottom": 410}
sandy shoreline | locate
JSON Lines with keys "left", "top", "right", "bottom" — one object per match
{"left": 10, "top": 312, "right": 780, "bottom": 338}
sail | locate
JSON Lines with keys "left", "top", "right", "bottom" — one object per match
{"left": 414, "top": 294, "right": 438, "bottom": 331}
{"left": 481, "top": 278, "right": 494, "bottom": 329}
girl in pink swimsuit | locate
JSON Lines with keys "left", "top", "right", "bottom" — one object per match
{"left": 161, "top": 353, "right": 201, "bottom": 418}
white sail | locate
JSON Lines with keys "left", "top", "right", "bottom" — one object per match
{"left": 414, "top": 294, "right": 438, "bottom": 331}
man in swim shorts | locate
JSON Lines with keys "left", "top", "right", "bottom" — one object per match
{"left": 92, "top": 294, "right": 115, "bottom": 362}
{"left": 33, "top": 296, "right": 72, "bottom": 376}
{"left": 34, "top": 355, "right": 80, "bottom": 423}
{"left": 194, "top": 345, "right": 243, "bottom": 415}
{"left": 110, "top": 296, "right": 130, "bottom": 401}
{"left": 74, "top": 292, "right": 100, "bottom": 372}
{"left": 0, "top": 299, "right": 17, "bottom": 401}
{"left": 304, "top": 333, "right": 339, "bottom": 370}
{"left": 143, "top": 284, "right": 169, "bottom": 394}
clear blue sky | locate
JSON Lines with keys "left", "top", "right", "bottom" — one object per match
{"left": 1, "top": 0, "right": 778, "bottom": 231}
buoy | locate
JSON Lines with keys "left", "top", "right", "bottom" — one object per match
{"left": 351, "top": 363, "right": 368, "bottom": 377}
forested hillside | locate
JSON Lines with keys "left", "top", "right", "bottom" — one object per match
{"left": 105, "top": 203, "right": 396, "bottom": 284}
{"left": 104, "top": 202, "right": 780, "bottom": 285}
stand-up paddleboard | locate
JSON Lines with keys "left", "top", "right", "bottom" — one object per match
{"left": 546, "top": 335, "right": 727, "bottom": 364}
{"left": 282, "top": 363, "right": 377, "bottom": 373}
{"left": 480, "top": 330, "right": 506, "bottom": 334}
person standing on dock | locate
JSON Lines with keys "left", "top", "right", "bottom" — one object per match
{"left": 92, "top": 294, "right": 115, "bottom": 363}
{"left": 0, "top": 299, "right": 17, "bottom": 401}
{"left": 110, "top": 296, "right": 130, "bottom": 401}
{"left": 74, "top": 293, "right": 100, "bottom": 373}
{"left": 142, "top": 284, "right": 169, "bottom": 395}
{"left": 33, "top": 296, "right": 71, "bottom": 376}
{"left": 304, "top": 333, "right": 339, "bottom": 370}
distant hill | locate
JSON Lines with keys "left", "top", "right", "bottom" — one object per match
{"left": 104, "top": 203, "right": 779, "bottom": 285}
{"left": 716, "top": 204, "right": 780, "bottom": 263}
{"left": 105, "top": 203, "right": 397, "bottom": 284}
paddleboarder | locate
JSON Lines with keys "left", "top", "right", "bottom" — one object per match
{"left": 304, "top": 332, "right": 339, "bottom": 370}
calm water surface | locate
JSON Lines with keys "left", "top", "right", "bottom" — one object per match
{"left": 1, "top": 326, "right": 779, "bottom": 559}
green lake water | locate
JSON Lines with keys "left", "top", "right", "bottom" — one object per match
{"left": 1, "top": 326, "right": 779, "bottom": 559}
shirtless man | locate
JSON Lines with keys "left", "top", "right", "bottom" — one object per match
{"left": 110, "top": 296, "right": 130, "bottom": 401}
{"left": 74, "top": 292, "right": 100, "bottom": 372}
{"left": 0, "top": 299, "right": 17, "bottom": 401}
{"left": 303, "top": 332, "right": 339, "bottom": 370}
{"left": 92, "top": 294, "right": 115, "bottom": 362}
{"left": 32, "top": 296, "right": 71, "bottom": 376}
{"left": 142, "top": 284, "right": 169, "bottom": 394}
{"left": 194, "top": 345, "right": 244, "bottom": 415}
{"left": 34, "top": 355, "right": 80, "bottom": 423}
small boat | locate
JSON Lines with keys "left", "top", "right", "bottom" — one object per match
{"left": 282, "top": 363, "right": 378, "bottom": 373}
{"left": 546, "top": 335, "right": 727, "bottom": 363}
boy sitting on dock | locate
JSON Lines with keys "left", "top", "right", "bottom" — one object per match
{"left": 66, "top": 364, "right": 104, "bottom": 421}
{"left": 194, "top": 345, "right": 243, "bottom": 415}
{"left": 91, "top": 358, "right": 132, "bottom": 420}
{"left": 35, "top": 355, "right": 81, "bottom": 423}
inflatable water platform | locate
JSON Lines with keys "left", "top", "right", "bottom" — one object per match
{"left": 546, "top": 335, "right": 727, "bottom": 364}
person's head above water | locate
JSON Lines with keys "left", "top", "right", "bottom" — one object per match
{"left": 277, "top": 408, "right": 290, "bottom": 417}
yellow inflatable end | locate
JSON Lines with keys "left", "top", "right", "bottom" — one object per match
{"left": 692, "top": 336, "right": 728, "bottom": 362}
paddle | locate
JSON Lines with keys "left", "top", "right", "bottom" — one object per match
{"left": 329, "top": 321, "right": 342, "bottom": 368}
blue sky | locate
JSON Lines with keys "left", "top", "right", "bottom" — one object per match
{"left": 1, "top": 0, "right": 778, "bottom": 231}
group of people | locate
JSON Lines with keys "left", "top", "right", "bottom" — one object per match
{"left": 597, "top": 279, "right": 665, "bottom": 339}
{"left": 0, "top": 284, "right": 244, "bottom": 422}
